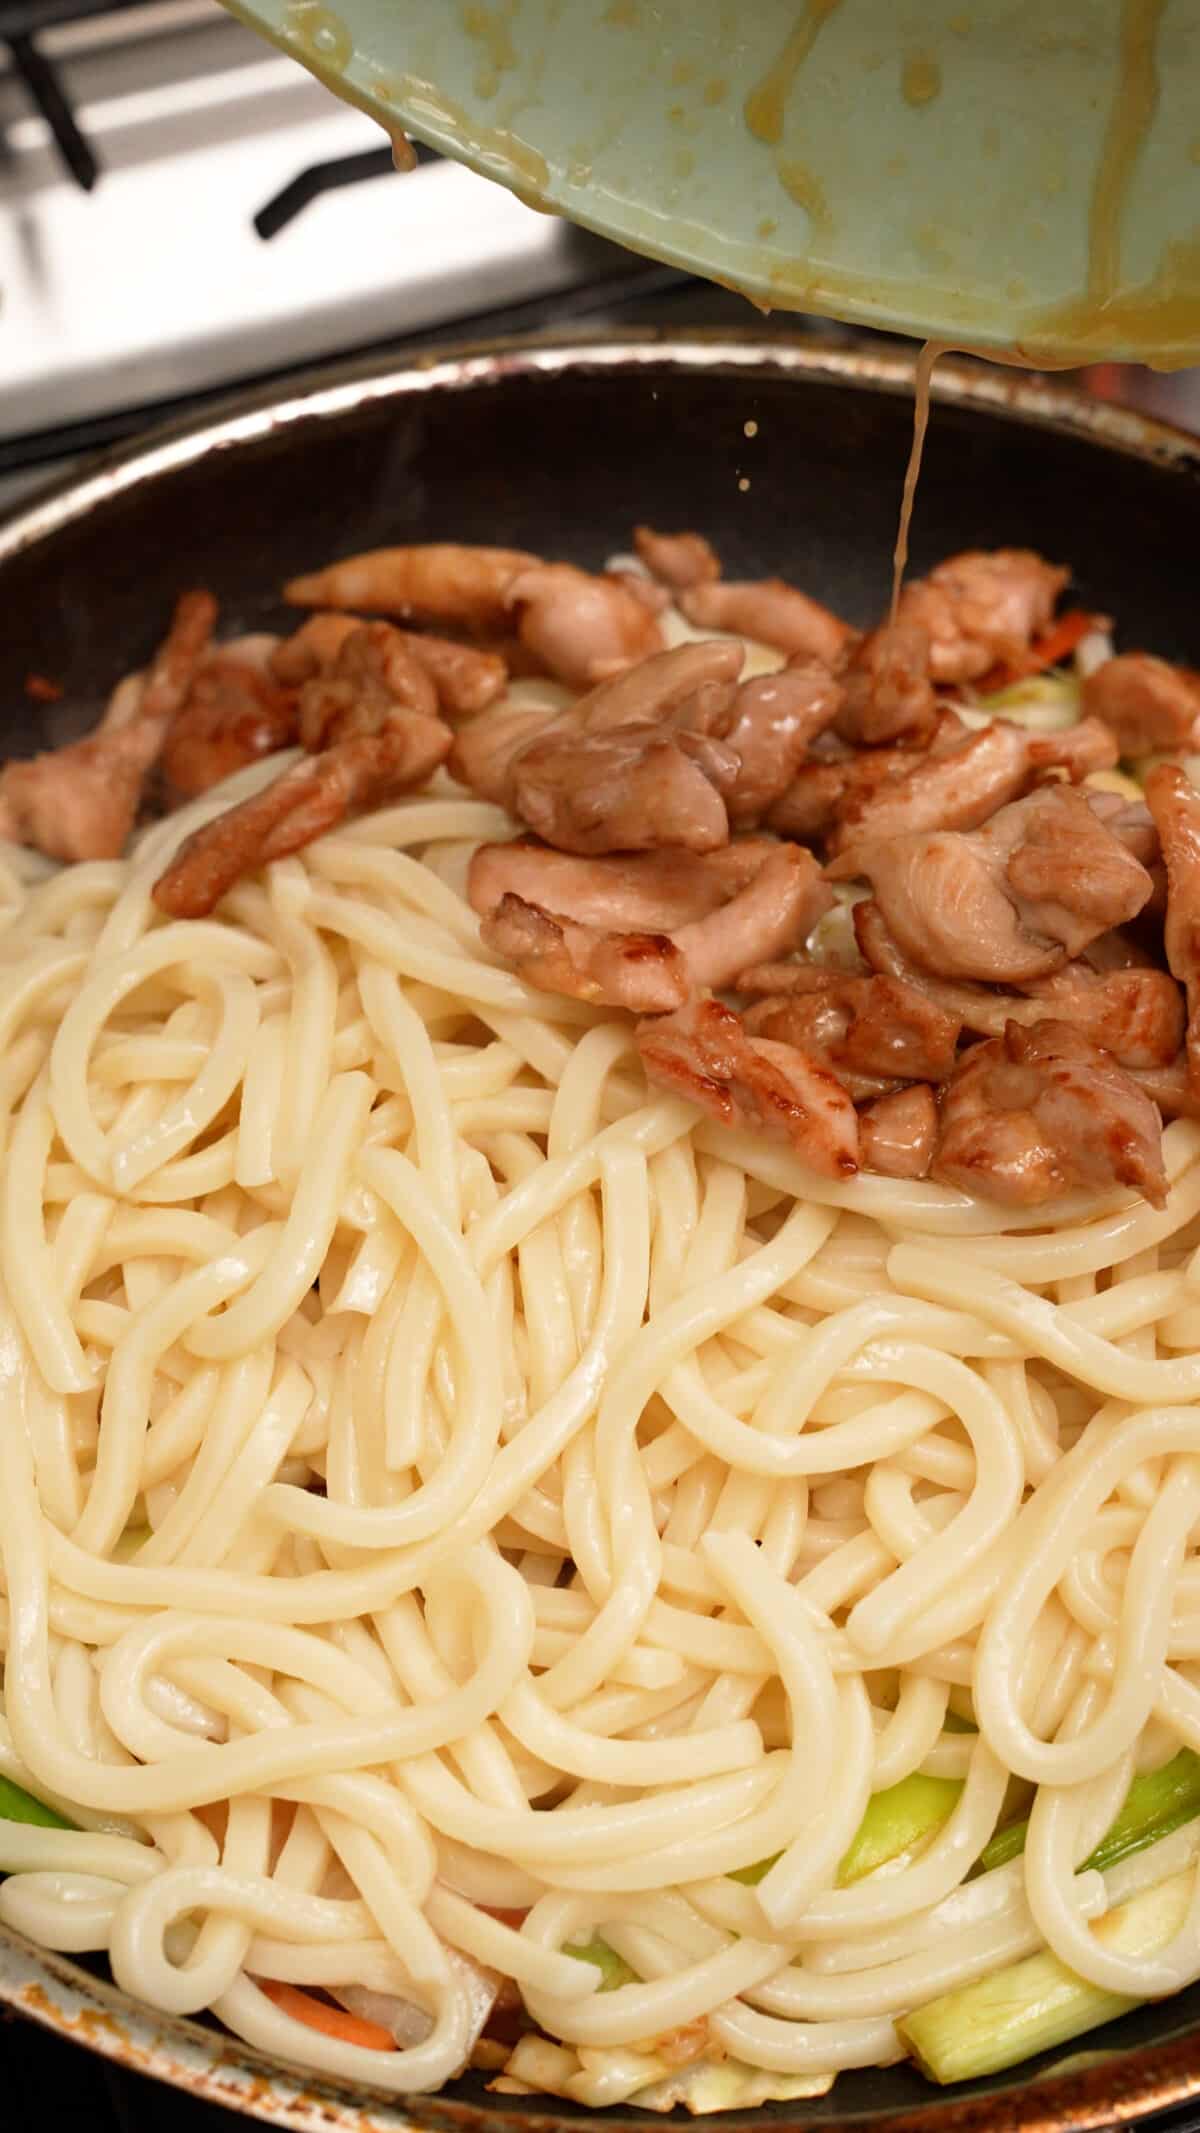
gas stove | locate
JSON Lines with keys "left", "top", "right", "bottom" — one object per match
{"left": 0, "top": 0, "right": 693, "bottom": 482}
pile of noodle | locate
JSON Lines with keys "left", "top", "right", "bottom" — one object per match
{"left": 2, "top": 742, "right": 1200, "bottom": 2107}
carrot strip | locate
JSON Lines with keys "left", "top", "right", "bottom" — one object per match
{"left": 985, "top": 609, "right": 1100, "bottom": 689}
{"left": 258, "top": 1978, "right": 397, "bottom": 2051}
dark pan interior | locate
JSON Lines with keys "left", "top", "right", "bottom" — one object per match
{"left": 4, "top": 335, "right": 1199, "bottom": 748}
{"left": 3, "top": 335, "right": 1200, "bottom": 2133}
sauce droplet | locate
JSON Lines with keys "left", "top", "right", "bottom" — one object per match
{"left": 901, "top": 52, "right": 942, "bottom": 107}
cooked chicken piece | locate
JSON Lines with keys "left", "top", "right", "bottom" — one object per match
{"left": 511, "top": 722, "right": 738, "bottom": 855}
{"left": 740, "top": 966, "right": 959, "bottom": 1095}
{"left": 269, "top": 611, "right": 360, "bottom": 681}
{"left": 448, "top": 705, "right": 561, "bottom": 807}
{"left": 636, "top": 996, "right": 859, "bottom": 1177}
{"left": 837, "top": 787, "right": 1153, "bottom": 986}
{"left": 1131, "top": 1058, "right": 1200, "bottom": 1121}
{"left": 897, "top": 549, "right": 1068, "bottom": 684}
{"left": 505, "top": 564, "right": 664, "bottom": 687}
{"left": 482, "top": 894, "right": 689, "bottom": 1013}
{"left": 835, "top": 622, "right": 937, "bottom": 747}
{"left": 677, "top": 578, "right": 854, "bottom": 666}
{"left": 1087, "top": 789, "right": 1159, "bottom": 863}
{"left": 853, "top": 899, "right": 1180, "bottom": 1068}
{"left": 284, "top": 544, "right": 538, "bottom": 628}
{"left": 827, "top": 716, "right": 1118, "bottom": 859}
{"left": 633, "top": 525, "right": 721, "bottom": 591}
{"left": 271, "top": 611, "right": 507, "bottom": 718}
{"left": 154, "top": 627, "right": 451, "bottom": 916}
{"left": 467, "top": 837, "right": 782, "bottom": 932}
{"left": 722, "top": 661, "right": 845, "bottom": 828}
{"left": 154, "top": 709, "right": 450, "bottom": 918}
{"left": 139, "top": 589, "right": 220, "bottom": 721}
{"left": 768, "top": 709, "right": 968, "bottom": 842}
{"left": 296, "top": 622, "right": 439, "bottom": 745}
{"left": 1001, "top": 787, "right": 1154, "bottom": 956}
{"left": 1082, "top": 653, "right": 1200, "bottom": 756}
{"left": 163, "top": 651, "right": 297, "bottom": 797}
{"left": 606, "top": 567, "right": 671, "bottom": 615}
{"left": 1145, "top": 765, "right": 1200, "bottom": 1091}
{"left": 859, "top": 1084, "right": 938, "bottom": 1179}
{"left": 932, "top": 1020, "right": 1167, "bottom": 1208}
{"left": 572, "top": 640, "right": 743, "bottom": 735}
{"left": 0, "top": 589, "right": 216, "bottom": 861}
{"left": 479, "top": 843, "right": 829, "bottom": 1010}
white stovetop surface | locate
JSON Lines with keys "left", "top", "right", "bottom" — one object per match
{"left": 0, "top": 0, "right": 608, "bottom": 439}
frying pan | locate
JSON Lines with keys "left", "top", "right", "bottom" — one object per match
{"left": 3, "top": 333, "right": 1200, "bottom": 2133}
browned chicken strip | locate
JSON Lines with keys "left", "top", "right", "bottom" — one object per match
{"left": 510, "top": 722, "right": 739, "bottom": 855}
{"left": 932, "top": 1020, "right": 1167, "bottom": 1208}
{"left": 163, "top": 654, "right": 298, "bottom": 797}
{"left": 835, "top": 622, "right": 937, "bottom": 748}
{"left": 297, "top": 622, "right": 439, "bottom": 743}
{"left": 154, "top": 625, "right": 452, "bottom": 916}
{"left": 154, "top": 711, "right": 450, "bottom": 918}
{"left": 722, "top": 662, "right": 845, "bottom": 828}
{"left": 0, "top": 589, "right": 216, "bottom": 861}
{"left": 284, "top": 544, "right": 538, "bottom": 628}
{"left": 636, "top": 996, "right": 859, "bottom": 1177}
{"left": 1082, "top": 653, "right": 1200, "bottom": 756}
{"left": 837, "top": 787, "right": 1153, "bottom": 986}
{"left": 1145, "top": 764, "right": 1200, "bottom": 1091}
{"left": 482, "top": 895, "right": 689, "bottom": 1014}
{"left": 858, "top": 1083, "right": 938, "bottom": 1179}
{"left": 476, "top": 843, "right": 829, "bottom": 1011}
{"left": 897, "top": 549, "right": 1068, "bottom": 684}
{"left": 739, "top": 967, "right": 961, "bottom": 1096}
{"left": 678, "top": 578, "right": 855, "bottom": 666}
{"left": 633, "top": 525, "right": 721, "bottom": 591}
{"left": 271, "top": 611, "right": 507, "bottom": 719}
{"left": 826, "top": 716, "right": 1117, "bottom": 859}
{"left": 505, "top": 564, "right": 664, "bottom": 687}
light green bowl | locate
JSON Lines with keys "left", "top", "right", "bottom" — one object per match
{"left": 223, "top": 0, "right": 1200, "bottom": 366}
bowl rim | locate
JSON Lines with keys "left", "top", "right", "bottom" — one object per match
{"left": 4, "top": 325, "right": 1200, "bottom": 2133}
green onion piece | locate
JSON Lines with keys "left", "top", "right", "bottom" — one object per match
{"left": 1085, "top": 1750, "right": 1200, "bottom": 1875}
{"left": 977, "top": 1748, "right": 1200, "bottom": 1880}
{"left": 837, "top": 1773, "right": 963, "bottom": 1885}
{"left": 731, "top": 1771, "right": 962, "bottom": 1890}
{"left": 569, "top": 1936, "right": 637, "bottom": 1991}
{"left": 977, "top": 1819, "right": 1027, "bottom": 1873}
{"left": 728, "top": 1852, "right": 778, "bottom": 1888}
{"left": 0, "top": 1775, "right": 73, "bottom": 1830}
{"left": 900, "top": 1864, "right": 1193, "bottom": 2084}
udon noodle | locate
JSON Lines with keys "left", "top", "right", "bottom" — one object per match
{"left": 3, "top": 752, "right": 1200, "bottom": 2105}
